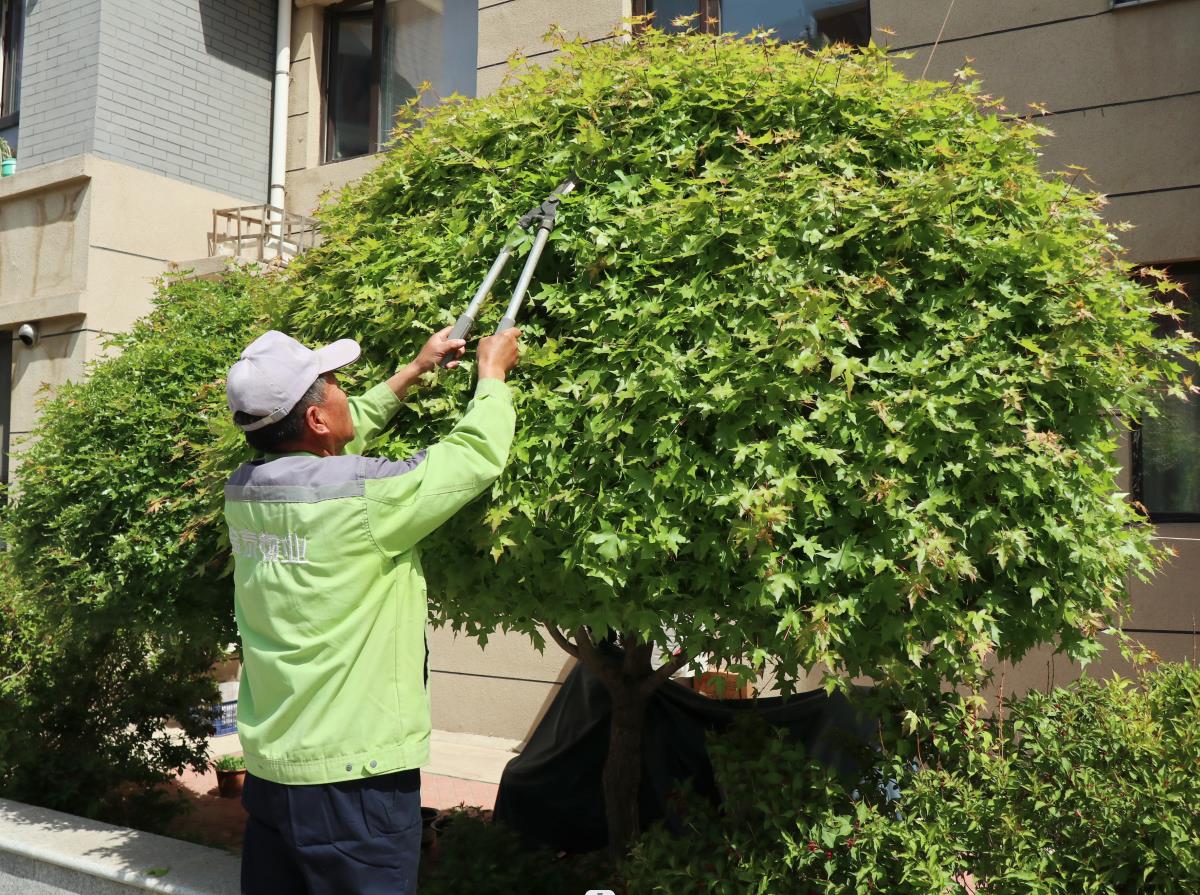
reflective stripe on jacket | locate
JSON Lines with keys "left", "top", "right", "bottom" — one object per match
{"left": 224, "top": 378, "right": 515, "bottom": 785}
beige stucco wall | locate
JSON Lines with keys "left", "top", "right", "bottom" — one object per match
{"left": 0, "top": 154, "right": 253, "bottom": 449}
{"left": 876, "top": 0, "right": 1200, "bottom": 265}
{"left": 427, "top": 624, "right": 577, "bottom": 742}
{"left": 0, "top": 159, "right": 90, "bottom": 322}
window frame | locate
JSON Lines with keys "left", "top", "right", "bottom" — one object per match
{"left": 1131, "top": 261, "right": 1200, "bottom": 524}
{"left": 0, "top": 0, "right": 24, "bottom": 130}
{"left": 322, "top": 0, "right": 385, "bottom": 165}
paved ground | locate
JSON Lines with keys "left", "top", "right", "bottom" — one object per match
{"left": 167, "top": 730, "right": 515, "bottom": 854}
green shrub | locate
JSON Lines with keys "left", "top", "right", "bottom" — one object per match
{"left": 625, "top": 662, "right": 1200, "bottom": 894}
{"left": 0, "top": 270, "right": 273, "bottom": 820}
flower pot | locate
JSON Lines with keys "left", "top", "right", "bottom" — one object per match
{"left": 216, "top": 768, "right": 247, "bottom": 798}
{"left": 694, "top": 670, "right": 752, "bottom": 700}
{"left": 1, "top": 158, "right": 14, "bottom": 176}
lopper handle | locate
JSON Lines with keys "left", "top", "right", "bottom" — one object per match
{"left": 494, "top": 316, "right": 518, "bottom": 335}
{"left": 439, "top": 313, "right": 475, "bottom": 368}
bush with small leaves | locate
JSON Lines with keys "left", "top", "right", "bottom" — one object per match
{"left": 419, "top": 810, "right": 617, "bottom": 894}
{"left": 0, "top": 270, "right": 274, "bottom": 820}
{"left": 626, "top": 663, "right": 1200, "bottom": 894}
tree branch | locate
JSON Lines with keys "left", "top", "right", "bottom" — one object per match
{"left": 639, "top": 649, "right": 690, "bottom": 700}
{"left": 1, "top": 663, "right": 30, "bottom": 686}
{"left": 543, "top": 623, "right": 580, "bottom": 659}
{"left": 573, "top": 625, "right": 619, "bottom": 687}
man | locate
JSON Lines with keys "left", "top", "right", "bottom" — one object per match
{"left": 223, "top": 324, "right": 520, "bottom": 894}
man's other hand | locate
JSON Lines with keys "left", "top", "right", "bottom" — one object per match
{"left": 477, "top": 329, "right": 521, "bottom": 381}
{"left": 414, "top": 326, "right": 467, "bottom": 372}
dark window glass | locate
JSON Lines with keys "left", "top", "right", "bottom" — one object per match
{"left": 1, "top": 0, "right": 24, "bottom": 123}
{"left": 721, "top": 1, "right": 869, "bottom": 45}
{"left": 647, "top": 0, "right": 706, "bottom": 33}
{"left": 815, "top": 5, "right": 871, "bottom": 45}
{"left": 379, "top": 0, "right": 433, "bottom": 145}
{"left": 722, "top": 0, "right": 813, "bottom": 42}
{"left": 328, "top": 8, "right": 374, "bottom": 161}
{"left": 1137, "top": 263, "right": 1200, "bottom": 520}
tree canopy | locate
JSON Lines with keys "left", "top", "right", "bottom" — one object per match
{"left": 278, "top": 30, "right": 1193, "bottom": 691}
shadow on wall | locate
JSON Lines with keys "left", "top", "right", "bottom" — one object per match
{"left": 197, "top": 0, "right": 276, "bottom": 78}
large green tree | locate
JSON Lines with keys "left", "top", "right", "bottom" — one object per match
{"left": 277, "top": 29, "right": 1193, "bottom": 849}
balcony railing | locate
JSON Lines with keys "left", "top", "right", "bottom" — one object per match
{"left": 209, "top": 205, "right": 320, "bottom": 262}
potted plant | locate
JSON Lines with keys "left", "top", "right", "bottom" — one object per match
{"left": 0, "top": 138, "right": 14, "bottom": 176}
{"left": 213, "top": 754, "right": 247, "bottom": 798}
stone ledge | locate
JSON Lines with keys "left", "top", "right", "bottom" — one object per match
{"left": 0, "top": 799, "right": 239, "bottom": 895}
{"left": 0, "top": 155, "right": 90, "bottom": 203}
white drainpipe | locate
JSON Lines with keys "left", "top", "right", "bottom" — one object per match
{"left": 269, "top": 0, "right": 292, "bottom": 244}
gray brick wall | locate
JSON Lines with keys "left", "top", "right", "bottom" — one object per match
{"left": 92, "top": 0, "right": 275, "bottom": 201}
{"left": 17, "top": 0, "right": 104, "bottom": 165}
{"left": 17, "top": 0, "right": 274, "bottom": 202}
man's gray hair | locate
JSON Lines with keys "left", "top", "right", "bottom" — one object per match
{"left": 234, "top": 374, "right": 328, "bottom": 453}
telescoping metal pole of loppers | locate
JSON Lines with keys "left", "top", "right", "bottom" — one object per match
{"left": 440, "top": 174, "right": 577, "bottom": 367}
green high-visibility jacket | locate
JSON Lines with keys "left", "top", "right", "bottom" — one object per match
{"left": 224, "top": 378, "right": 515, "bottom": 785}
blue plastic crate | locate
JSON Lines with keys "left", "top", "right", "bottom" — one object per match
{"left": 211, "top": 699, "right": 238, "bottom": 736}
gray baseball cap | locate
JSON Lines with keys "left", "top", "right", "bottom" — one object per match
{"left": 227, "top": 330, "right": 360, "bottom": 432}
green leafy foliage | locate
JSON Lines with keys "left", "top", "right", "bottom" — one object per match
{"left": 625, "top": 663, "right": 1200, "bottom": 894}
{"left": 0, "top": 272, "right": 271, "bottom": 818}
{"left": 281, "top": 30, "right": 1193, "bottom": 689}
{"left": 213, "top": 754, "right": 246, "bottom": 772}
{"left": 420, "top": 809, "right": 616, "bottom": 894}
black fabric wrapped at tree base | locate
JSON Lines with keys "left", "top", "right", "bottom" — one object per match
{"left": 492, "top": 661, "right": 874, "bottom": 853}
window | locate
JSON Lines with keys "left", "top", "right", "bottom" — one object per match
{"left": 635, "top": 0, "right": 871, "bottom": 45}
{"left": 1133, "top": 263, "right": 1200, "bottom": 522}
{"left": 324, "top": 0, "right": 472, "bottom": 164}
{"left": 0, "top": 0, "right": 23, "bottom": 129}
{"left": 637, "top": 0, "right": 719, "bottom": 34}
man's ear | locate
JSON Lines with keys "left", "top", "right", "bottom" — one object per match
{"left": 305, "top": 401, "right": 332, "bottom": 436}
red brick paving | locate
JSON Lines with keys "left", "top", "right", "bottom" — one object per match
{"left": 419, "top": 773, "right": 499, "bottom": 811}
{"left": 166, "top": 765, "right": 498, "bottom": 855}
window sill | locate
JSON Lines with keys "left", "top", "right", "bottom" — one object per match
{"left": 320, "top": 149, "right": 385, "bottom": 167}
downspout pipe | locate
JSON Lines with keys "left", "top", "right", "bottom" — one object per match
{"left": 269, "top": 0, "right": 292, "bottom": 228}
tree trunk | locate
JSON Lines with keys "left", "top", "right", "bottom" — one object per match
{"left": 602, "top": 681, "right": 647, "bottom": 858}
{"left": 542, "top": 623, "right": 689, "bottom": 859}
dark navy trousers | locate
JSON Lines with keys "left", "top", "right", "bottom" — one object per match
{"left": 240, "top": 769, "right": 422, "bottom": 895}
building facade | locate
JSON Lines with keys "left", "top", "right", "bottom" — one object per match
{"left": 873, "top": 0, "right": 1200, "bottom": 693}
{"left": 0, "top": 0, "right": 1195, "bottom": 739}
